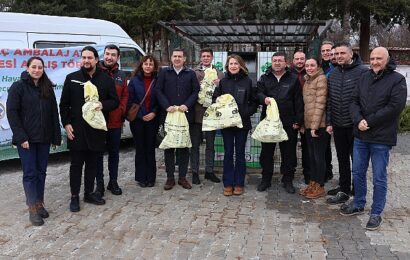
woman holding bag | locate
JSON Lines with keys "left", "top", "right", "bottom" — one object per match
{"left": 213, "top": 54, "right": 257, "bottom": 196}
{"left": 300, "top": 57, "right": 328, "bottom": 199}
{"left": 127, "top": 55, "right": 159, "bottom": 187}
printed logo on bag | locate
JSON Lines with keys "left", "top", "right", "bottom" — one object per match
{"left": 216, "top": 111, "right": 222, "bottom": 117}
{"left": 232, "top": 108, "right": 238, "bottom": 114}
{"left": 0, "top": 102, "right": 5, "bottom": 119}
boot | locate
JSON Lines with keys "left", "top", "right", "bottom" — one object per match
{"left": 70, "top": 195, "right": 80, "bottom": 212}
{"left": 223, "top": 186, "right": 233, "bottom": 196}
{"left": 107, "top": 180, "right": 122, "bottom": 195}
{"left": 29, "top": 206, "right": 44, "bottom": 226}
{"left": 36, "top": 202, "right": 49, "bottom": 218}
{"left": 95, "top": 181, "right": 105, "bottom": 197}
{"left": 299, "top": 181, "right": 315, "bottom": 196}
{"left": 205, "top": 172, "right": 221, "bottom": 183}
{"left": 192, "top": 172, "right": 201, "bottom": 185}
{"left": 305, "top": 183, "right": 325, "bottom": 199}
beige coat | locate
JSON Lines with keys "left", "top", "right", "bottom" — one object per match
{"left": 303, "top": 69, "right": 327, "bottom": 130}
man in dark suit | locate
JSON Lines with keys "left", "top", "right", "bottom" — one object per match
{"left": 156, "top": 48, "right": 200, "bottom": 190}
{"left": 60, "top": 46, "right": 119, "bottom": 212}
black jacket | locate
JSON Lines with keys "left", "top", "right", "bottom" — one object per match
{"left": 59, "top": 67, "right": 119, "bottom": 151}
{"left": 350, "top": 58, "right": 407, "bottom": 146}
{"left": 213, "top": 71, "right": 258, "bottom": 130}
{"left": 256, "top": 68, "right": 304, "bottom": 127}
{"left": 7, "top": 71, "right": 61, "bottom": 146}
{"left": 327, "top": 54, "right": 368, "bottom": 127}
{"left": 156, "top": 66, "right": 200, "bottom": 124}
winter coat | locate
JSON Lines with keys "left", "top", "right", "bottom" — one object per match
{"left": 7, "top": 71, "right": 61, "bottom": 146}
{"left": 193, "top": 64, "right": 224, "bottom": 124}
{"left": 156, "top": 66, "right": 200, "bottom": 124}
{"left": 127, "top": 72, "right": 159, "bottom": 120}
{"left": 59, "top": 67, "right": 119, "bottom": 151}
{"left": 303, "top": 69, "right": 327, "bottom": 130}
{"left": 327, "top": 53, "right": 368, "bottom": 127}
{"left": 350, "top": 58, "right": 407, "bottom": 146}
{"left": 256, "top": 68, "right": 304, "bottom": 127}
{"left": 213, "top": 71, "right": 258, "bottom": 130}
{"left": 99, "top": 62, "right": 128, "bottom": 129}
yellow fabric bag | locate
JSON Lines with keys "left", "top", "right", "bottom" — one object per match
{"left": 252, "top": 98, "right": 288, "bottom": 143}
{"left": 81, "top": 81, "right": 107, "bottom": 131}
{"left": 159, "top": 109, "right": 192, "bottom": 149}
{"left": 202, "top": 94, "right": 243, "bottom": 131}
{"left": 198, "top": 67, "right": 218, "bottom": 107}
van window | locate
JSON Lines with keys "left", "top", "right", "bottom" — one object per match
{"left": 120, "top": 47, "right": 142, "bottom": 77}
{"left": 34, "top": 41, "right": 95, "bottom": 48}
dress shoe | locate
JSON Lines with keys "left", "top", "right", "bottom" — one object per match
{"left": 138, "top": 182, "right": 147, "bottom": 188}
{"left": 29, "top": 206, "right": 44, "bottom": 226}
{"left": 107, "top": 180, "right": 122, "bottom": 195}
{"left": 84, "top": 192, "right": 106, "bottom": 205}
{"left": 299, "top": 181, "right": 315, "bottom": 196}
{"left": 164, "top": 178, "right": 176, "bottom": 190}
{"left": 283, "top": 182, "right": 296, "bottom": 194}
{"left": 340, "top": 201, "right": 364, "bottom": 216}
{"left": 95, "top": 181, "right": 105, "bottom": 197}
{"left": 366, "top": 215, "right": 383, "bottom": 230}
{"left": 205, "top": 172, "right": 221, "bottom": 183}
{"left": 326, "top": 192, "right": 349, "bottom": 205}
{"left": 223, "top": 186, "right": 233, "bottom": 196}
{"left": 257, "top": 180, "right": 271, "bottom": 192}
{"left": 70, "top": 195, "right": 80, "bottom": 212}
{"left": 327, "top": 187, "right": 341, "bottom": 196}
{"left": 147, "top": 182, "right": 155, "bottom": 187}
{"left": 178, "top": 177, "right": 192, "bottom": 189}
{"left": 36, "top": 202, "right": 49, "bottom": 218}
{"left": 192, "top": 172, "right": 201, "bottom": 185}
{"left": 305, "top": 183, "right": 325, "bottom": 199}
{"left": 233, "top": 186, "right": 244, "bottom": 195}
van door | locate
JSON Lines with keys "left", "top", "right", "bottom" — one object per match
{"left": 28, "top": 33, "right": 100, "bottom": 48}
{"left": 0, "top": 32, "right": 28, "bottom": 48}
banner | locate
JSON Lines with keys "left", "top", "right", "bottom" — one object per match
{"left": 0, "top": 45, "right": 105, "bottom": 160}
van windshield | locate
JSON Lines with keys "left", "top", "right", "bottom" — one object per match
{"left": 120, "top": 47, "right": 142, "bottom": 77}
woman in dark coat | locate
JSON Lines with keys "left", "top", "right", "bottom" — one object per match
{"left": 213, "top": 54, "right": 257, "bottom": 196}
{"left": 127, "top": 55, "right": 160, "bottom": 187}
{"left": 7, "top": 57, "right": 61, "bottom": 226}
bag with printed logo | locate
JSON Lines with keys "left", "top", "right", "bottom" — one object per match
{"left": 159, "top": 109, "right": 192, "bottom": 149}
{"left": 202, "top": 94, "right": 243, "bottom": 131}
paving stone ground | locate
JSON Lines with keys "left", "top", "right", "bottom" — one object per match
{"left": 0, "top": 134, "right": 409, "bottom": 259}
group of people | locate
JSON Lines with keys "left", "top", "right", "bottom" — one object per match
{"left": 7, "top": 42, "right": 407, "bottom": 230}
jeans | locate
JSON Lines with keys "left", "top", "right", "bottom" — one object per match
{"left": 306, "top": 128, "right": 327, "bottom": 186}
{"left": 259, "top": 126, "right": 298, "bottom": 183}
{"left": 17, "top": 143, "right": 50, "bottom": 206}
{"left": 333, "top": 126, "right": 354, "bottom": 193}
{"left": 130, "top": 118, "right": 159, "bottom": 184}
{"left": 96, "top": 128, "right": 122, "bottom": 183}
{"left": 352, "top": 138, "right": 391, "bottom": 215}
{"left": 190, "top": 122, "right": 216, "bottom": 174}
{"left": 221, "top": 127, "right": 249, "bottom": 187}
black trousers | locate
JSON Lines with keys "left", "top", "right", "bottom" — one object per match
{"left": 325, "top": 132, "right": 333, "bottom": 178}
{"left": 131, "top": 118, "right": 159, "bottom": 184}
{"left": 69, "top": 150, "right": 99, "bottom": 195}
{"left": 259, "top": 126, "right": 298, "bottom": 183}
{"left": 333, "top": 126, "right": 354, "bottom": 194}
{"left": 300, "top": 131, "right": 310, "bottom": 181}
{"left": 306, "top": 128, "right": 328, "bottom": 186}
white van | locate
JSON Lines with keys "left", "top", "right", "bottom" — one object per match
{"left": 0, "top": 12, "right": 145, "bottom": 160}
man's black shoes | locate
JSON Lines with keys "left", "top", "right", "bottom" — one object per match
{"left": 340, "top": 201, "right": 364, "bottom": 216}
{"left": 366, "top": 215, "right": 383, "bottom": 230}
{"left": 192, "top": 173, "right": 201, "bottom": 185}
{"left": 283, "top": 182, "right": 296, "bottom": 194}
{"left": 70, "top": 195, "right": 80, "bottom": 212}
{"left": 95, "top": 181, "right": 105, "bottom": 197}
{"left": 107, "top": 180, "right": 122, "bottom": 195}
{"left": 326, "top": 192, "right": 350, "bottom": 205}
{"left": 205, "top": 172, "right": 221, "bottom": 183}
{"left": 257, "top": 181, "right": 271, "bottom": 192}
{"left": 84, "top": 192, "right": 106, "bottom": 205}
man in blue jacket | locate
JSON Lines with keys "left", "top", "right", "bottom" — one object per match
{"left": 341, "top": 47, "right": 407, "bottom": 230}
{"left": 156, "top": 48, "right": 200, "bottom": 190}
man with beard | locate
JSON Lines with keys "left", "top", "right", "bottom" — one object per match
{"left": 95, "top": 45, "right": 128, "bottom": 197}
{"left": 60, "top": 46, "right": 119, "bottom": 212}
{"left": 326, "top": 42, "right": 367, "bottom": 204}
{"left": 256, "top": 52, "right": 304, "bottom": 193}
{"left": 290, "top": 50, "right": 310, "bottom": 184}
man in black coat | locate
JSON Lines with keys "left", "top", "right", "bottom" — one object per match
{"left": 341, "top": 47, "right": 407, "bottom": 230}
{"left": 326, "top": 42, "right": 368, "bottom": 204}
{"left": 60, "top": 46, "right": 119, "bottom": 212}
{"left": 256, "top": 52, "right": 304, "bottom": 194}
{"left": 156, "top": 48, "right": 200, "bottom": 191}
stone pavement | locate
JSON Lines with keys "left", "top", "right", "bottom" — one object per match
{"left": 0, "top": 134, "right": 409, "bottom": 259}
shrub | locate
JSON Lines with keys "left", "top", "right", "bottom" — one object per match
{"left": 399, "top": 105, "right": 410, "bottom": 133}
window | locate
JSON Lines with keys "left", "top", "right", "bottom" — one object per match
{"left": 120, "top": 47, "right": 143, "bottom": 77}
{"left": 34, "top": 41, "right": 95, "bottom": 49}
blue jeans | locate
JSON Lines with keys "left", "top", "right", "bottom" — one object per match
{"left": 221, "top": 127, "right": 249, "bottom": 187}
{"left": 17, "top": 143, "right": 50, "bottom": 206}
{"left": 352, "top": 138, "right": 391, "bottom": 215}
{"left": 97, "top": 128, "right": 122, "bottom": 182}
